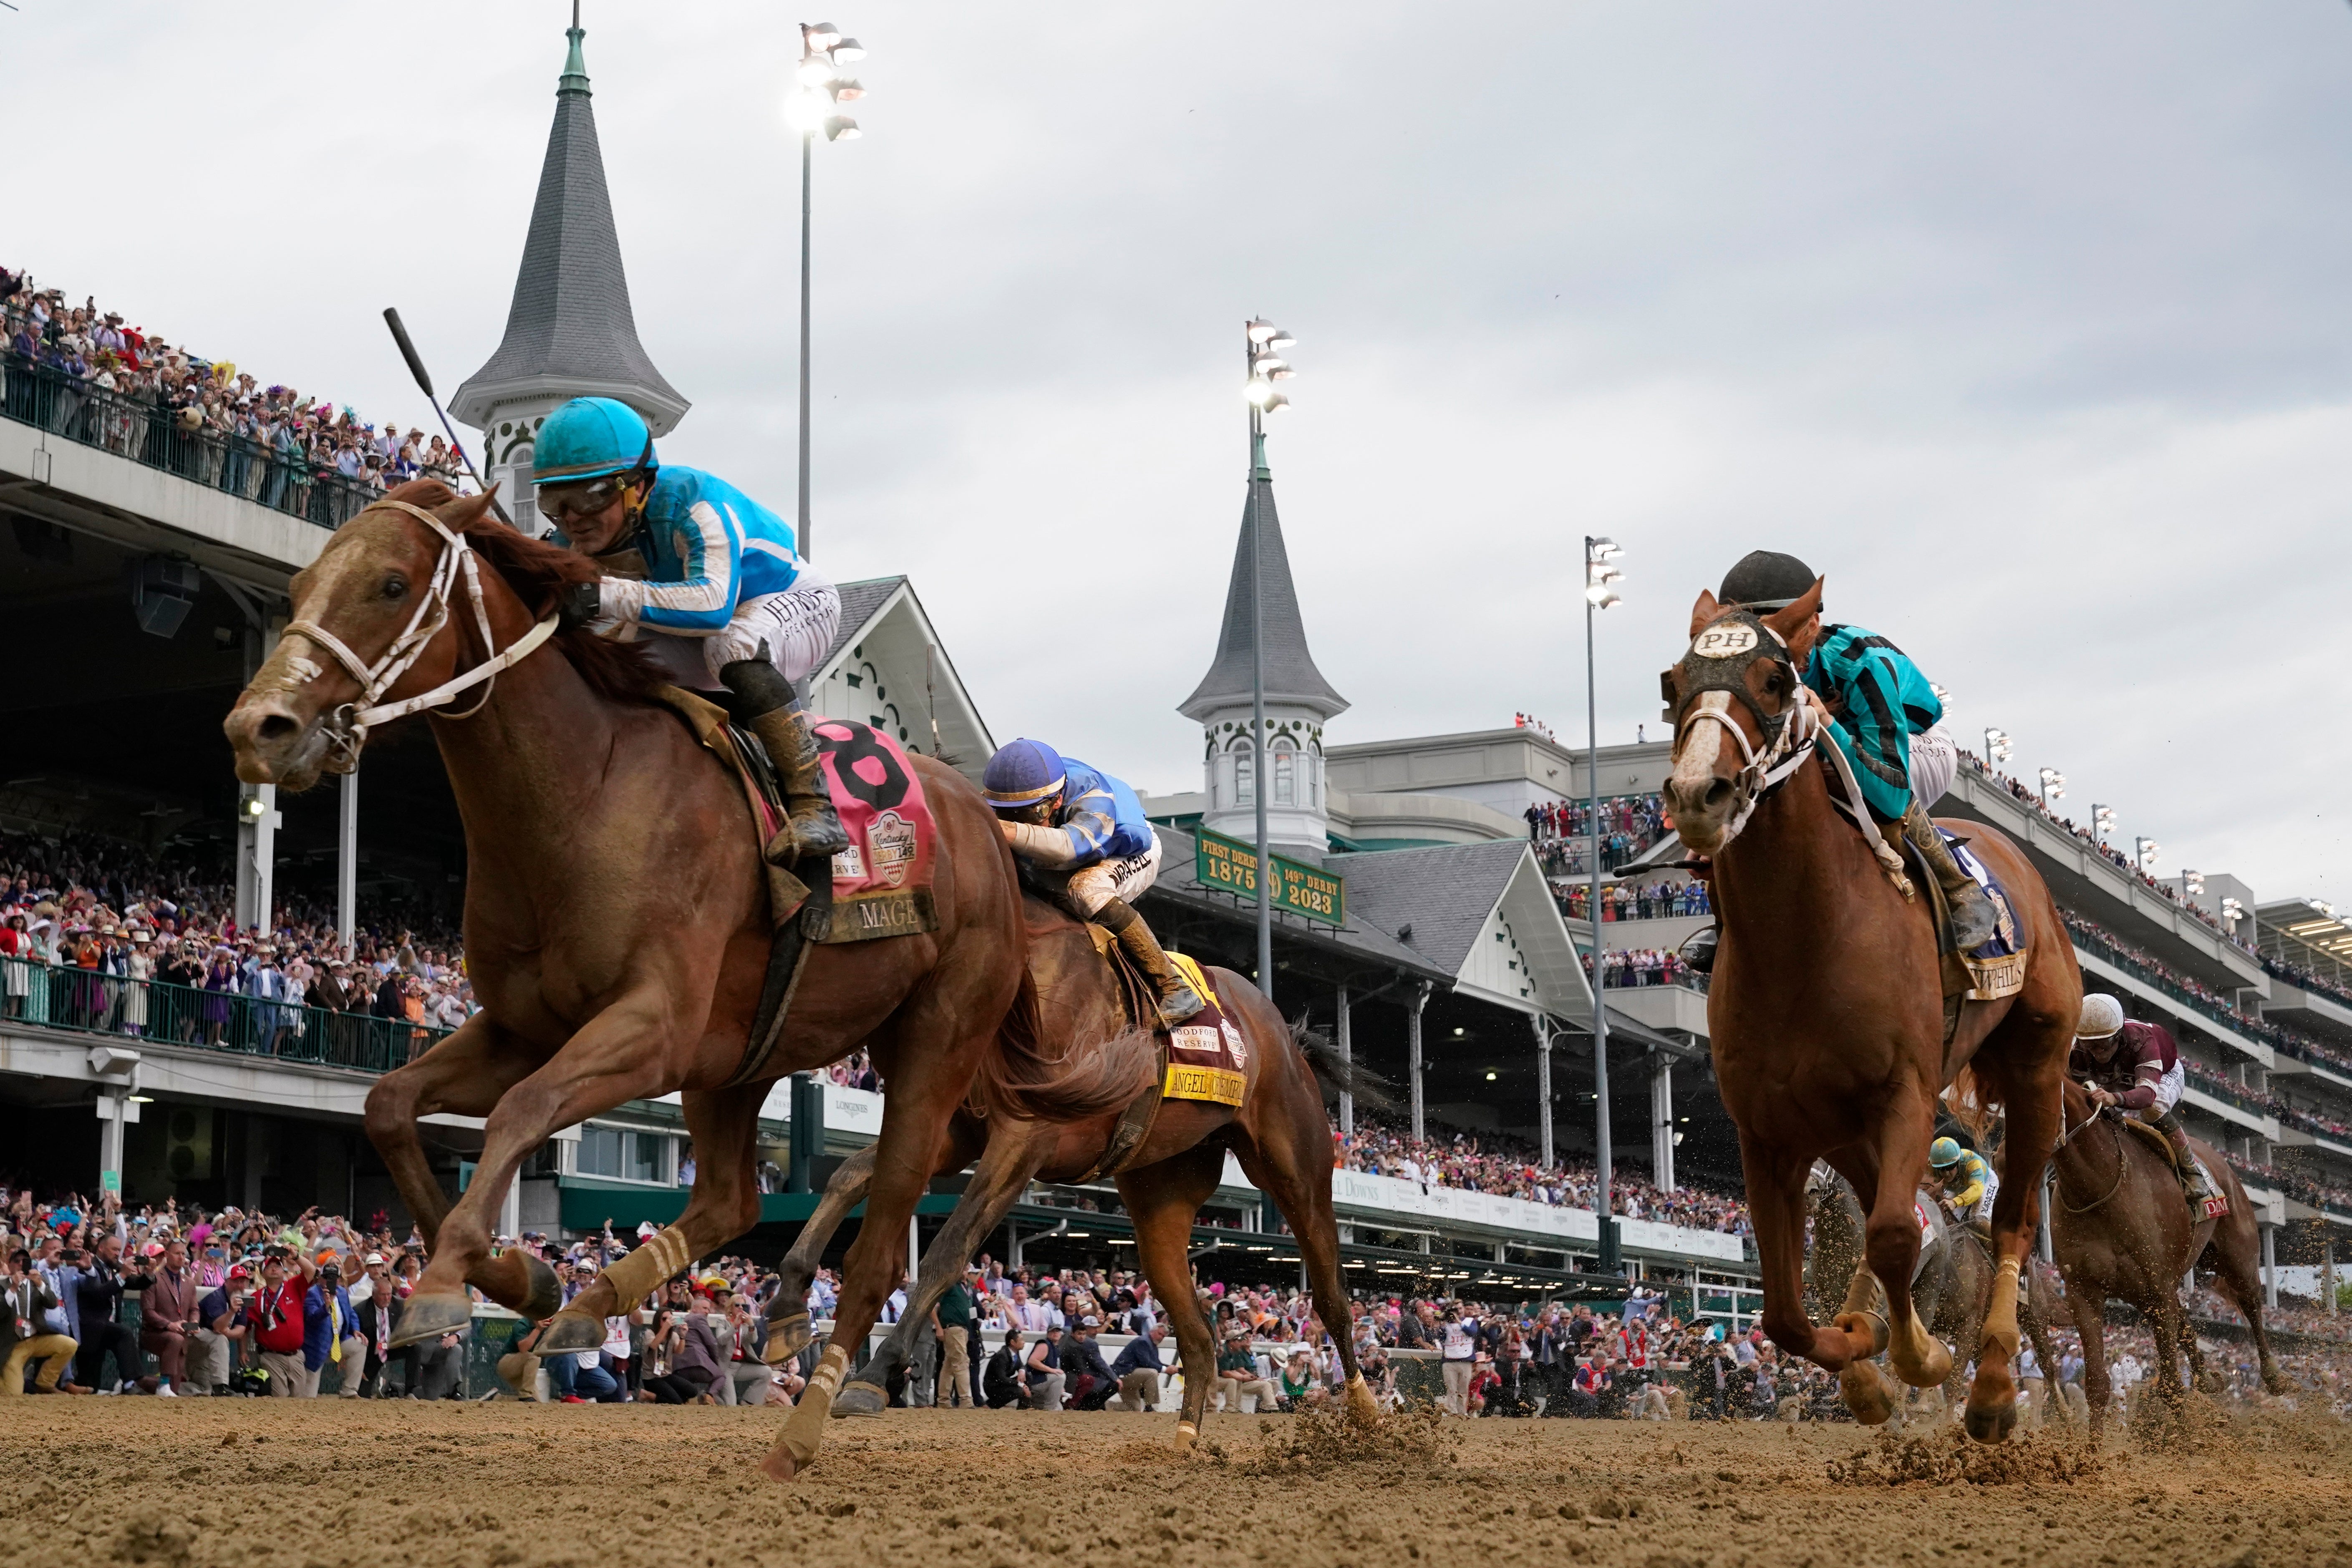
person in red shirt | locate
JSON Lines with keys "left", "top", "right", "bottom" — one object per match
{"left": 243, "top": 1248, "right": 315, "bottom": 1397}
{"left": 2070, "top": 993, "right": 2211, "bottom": 1208}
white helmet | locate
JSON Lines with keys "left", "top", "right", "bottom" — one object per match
{"left": 2077, "top": 993, "right": 2125, "bottom": 1040}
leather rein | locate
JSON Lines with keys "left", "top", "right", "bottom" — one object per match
{"left": 2050, "top": 1088, "right": 2128, "bottom": 1215}
{"left": 281, "top": 499, "right": 559, "bottom": 773}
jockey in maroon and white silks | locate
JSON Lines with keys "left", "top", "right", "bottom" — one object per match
{"left": 2070, "top": 995, "right": 2210, "bottom": 1206}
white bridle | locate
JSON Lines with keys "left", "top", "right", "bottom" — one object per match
{"left": 280, "top": 499, "right": 559, "bottom": 770}
{"left": 1672, "top": 682, "right": 1823, "bottom": 852}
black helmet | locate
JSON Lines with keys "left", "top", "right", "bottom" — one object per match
{"left": 1717, "top": 550, "right": 1817, "bottom": 612}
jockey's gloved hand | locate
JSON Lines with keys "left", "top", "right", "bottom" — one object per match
{"left": 556, "top": 580, "right": 602, "bottom": 630}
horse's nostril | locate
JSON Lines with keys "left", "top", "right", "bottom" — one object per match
{"left": 257, "top": 714, "right": 300, "bottom": 744}
{"left": 1703, "top": 780, "right": 1733, "bottom": 811}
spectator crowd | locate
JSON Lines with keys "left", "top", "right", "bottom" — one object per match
{"left": 0, "top": 830, "right": 474, "bottom": 1063}
{"left": 2, "top": 266, "right": 467, "bottom": 529}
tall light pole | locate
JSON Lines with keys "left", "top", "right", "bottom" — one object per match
{"left": 785, "top": 22, "right": 866, "bottom": 562}
{"left": 2038, "top": 767, "right": 2066, "bottom": 811}
{"left": 1983, "top": 728, "right": 2012, "bottom": 767}
{"left": 2136, "top": 837, "right": 2162, "bottom": 876}
{"left": 1243, "top": 317, "right": 1295, "bottom": 1001}
{"left": 2092, "top": 804, "right": 2115, "bottom": 846}
{"left": 1584, "top": 534, "right": 1623, "bottom": 1274}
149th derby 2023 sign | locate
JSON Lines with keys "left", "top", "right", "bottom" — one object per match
{"left": 1193, "top": 827, "right": 1345, "bottom": 927}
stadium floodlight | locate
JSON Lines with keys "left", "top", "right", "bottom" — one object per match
{"left": 2038, "top": 767, "right": 2065, "bottom": 807}
{"left": 1243, "top": 325, "right": 1296, "bottom": 413}
{"left": 2221, "top": 896, "right": 2246, "bottom": 928}
{"left": 2092, "top": 804, "right": 2115, "bottom": 844}
{"left": 787, "top": 20, "right": 872, "bottom": 564}
{"left": 239, "top": 794, "right": 267, "bottom": 823}
{"left": 1930, "top": 682, "right": 1950, "bottom": 705}
{"left": 1583, "top": 532, "right": 1624, "bottom": 1273}
{"left": 1245, "top": 317, "right": 1282, "bottom": 344}
{"left": 2182, "top": 869, "right": 2205, "bottom": 897}
{"left": 2136, "top": 837, "right": 2161, "bottom": 874}
{"left": 1983, "top": 727, "right": 2012, "bottom": 764}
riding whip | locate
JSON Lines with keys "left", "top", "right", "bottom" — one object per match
{"left": 381, "top": 307, "right": 514, "bottom": 528}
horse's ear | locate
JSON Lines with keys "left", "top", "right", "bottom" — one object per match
{"left": 1687, "top": 589, "right": 1721, "bottom": 639}
{"left": 446, "top": 487, "right": 502, "bottom": 532}
{"left": 1763, "top": 577, "right": 1824, "bottom": 650}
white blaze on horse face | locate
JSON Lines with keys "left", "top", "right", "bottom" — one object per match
{"left": 1670, "top": 691, "right": 1734, "bottom": 827}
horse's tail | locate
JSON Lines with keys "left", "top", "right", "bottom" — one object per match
{"left": 1943, "top": 1065, "right": 1995, "bottom": 1148}
{"left": 1295, "top": 1021, "right": 1397, "bottom": 1112}
{"left": 971, "top": 964, "right": 1158, "bottom": 1124}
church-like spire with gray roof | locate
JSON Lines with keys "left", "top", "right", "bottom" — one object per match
{"left": 451, "top": 13, "right": 688, "bottom": 437}
{"left": 1180, "top": 434, "right": 1349, "bottom": 723}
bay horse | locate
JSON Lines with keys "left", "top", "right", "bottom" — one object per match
{"left": 1806, "top": 1162, "right": 2070, "bottom": 1428}
{"left": 223, "top": 482, "right": 1129, "bottom": 1480}
{"left": 2048, "top": 1075, "right": 2286, "bottom": 1432}
{"left": 754, "top": 894, "right": 1386, "bottom": 1442}
{"left": 1662, "top": 579, "right": 2080, "bottom": 1442}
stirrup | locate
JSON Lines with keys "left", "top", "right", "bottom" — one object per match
{"left": 1946, "top": 888, "right": 1999, "bottom": 951}
{"left": 785, "top": 798, "right": 850, "bottom": 861}
{"left": 1157, "top": 984, "right": 1205, "bottom": 1027}
{"left": 1678, "top": 925, "right": 1719, "bottom": 975}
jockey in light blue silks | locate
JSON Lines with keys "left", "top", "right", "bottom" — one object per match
{"left": 982, "top": 738, "right": 1203, "bottom": 1027}
{"left": 1679, "top": 549, "right": 1995, "bottom": 976}
{"left": 533, "top": 396, "right": 846, "bottom": 860}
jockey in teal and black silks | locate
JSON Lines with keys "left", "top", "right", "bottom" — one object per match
{"left": 1800, "top": 622, "right": 1945, "bottom": 828}
{"left": 1679, "top": 550, "right": 1997, "bottom": 966}
{"left": 533, "top": 395, "right": 847, "bottom": 861}
{"left": 983, "top": 738, "right": 1204, "bottom": 1028}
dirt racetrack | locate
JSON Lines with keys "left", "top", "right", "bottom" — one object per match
{"left": 5, "top": 1399, "right": 2348, "bottom": 1568}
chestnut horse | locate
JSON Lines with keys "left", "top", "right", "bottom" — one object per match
{"left": 2048, "top": 1076, "right": 2286, "bottom": 1431}
{"left": 1807, "top": 1162, "right": 2071, "bottom": 1427}
{"left": 1662, "top": 580, "right": 2079, "bottom": 1442}
{"left": 759, "top": 895, "right": 1385, "bottom": 1441}
{"left": 223, "top": 483, "right": 1123, "bottom": 1480}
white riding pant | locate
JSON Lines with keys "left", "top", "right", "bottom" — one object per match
{"left": 1064, "top": 836, "right": 1164, "bottom": 918}
{"left": 637, "top": 565, "right": 842, "bottom": 693}
{"left": 1908, "top": 723, "right": 1957, "bottom": 811}
{"left": 1968, "top": 1171, "right": 2000, "bottom": 1225}
{"left": 2149, "top": 1058, "right": 2185, "bottom": 1115}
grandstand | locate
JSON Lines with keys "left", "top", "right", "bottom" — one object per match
{"left": 4, "top": 12, "right": 2344, "bottom": 1338}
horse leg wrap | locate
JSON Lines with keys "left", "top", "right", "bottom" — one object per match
{"left": 1343, "top": 1371, "right": 1381, "bottom": 1423}
{"left": 781, "top": 1343, "right": 850, "bottom": 1467}
{"left": 1834, "top": 1263, "right": 1889, "bottom": 1358}
{"left": 600, "top": 1224, "right": 696, "bottom": 1311}
{"left": 1981, "top": 1258, "right": 2022, "bottom": 1361}
{"left": 1173, "top": 1419, "right": 1200, "bottom": 1454}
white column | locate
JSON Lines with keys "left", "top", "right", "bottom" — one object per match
{"left": 498, "top": 1176, "right": 521, "bottom": 1244}
{"left": 2038, "top": 1172, "right": 2055, "bottom": 1263}
{"left": 337, "top": 768, "right": 360, "bottom": 948}
{"left": 1531, "top": 1014, "right": 1554, "bottom": 1167}
{"left": 1650, "top": 1055, "right": 1675, "bottom": 1192}
{"left": 234, "top": 620, "right": 280, "bottom": 934}
{"left": 2261, "top": 1221, "right": 2278, "bottom": 1309}
{"left": 908, "top": 1213, "right": 921, "bottom": 1285}
{"left": 1336, "top": 983, "right": 1354, "bottom": 1136}
{"left": 97, "top": 1093, "right": 128, "bottom": 1197}
{"left": 1407, "top": 983, "right": 1429, "bottom": 1142}
{"left": 2327, "top": 1233, "right": 2337, "bottom": 1318}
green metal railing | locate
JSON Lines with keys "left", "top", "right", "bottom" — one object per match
{"left": 2, "top": 352, "right": 382, "bottom": 529}
{"left": 2, "top": 959, "right": 452, "bottom": 1072}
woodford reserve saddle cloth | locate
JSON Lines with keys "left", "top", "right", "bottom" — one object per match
{"left": 1070, "top": 930, "right": 1251, "bottom": 1182}
{"left": 651, "top": 690, "right": 940, "bottom": 1086}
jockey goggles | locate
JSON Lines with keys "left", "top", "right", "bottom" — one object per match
{"left": 536, "top": 472, "right": 636, "bottom": 522}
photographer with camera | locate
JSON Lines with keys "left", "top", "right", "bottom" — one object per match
{"left": 242, "top": 1247, "right": 313, "bottom": 1396}
{"left": 3, "top": 1246, "right": 78, "bottom": 1396}
{"left": 192, "top": 1264, "right": 251, "bottom": 1395}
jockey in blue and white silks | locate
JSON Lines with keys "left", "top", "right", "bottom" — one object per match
{"left": 533, "top": 396, "right": 847, "bottom": 860}
{"left": 983, "top": 738, "right": 1204, "bottom": 1027}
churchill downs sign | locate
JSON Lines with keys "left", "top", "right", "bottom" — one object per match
{"left": 1193, "top": 826, "right": 1344, "bottom": 927}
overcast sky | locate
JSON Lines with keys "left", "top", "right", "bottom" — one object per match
{"left": 8, "top": 3, "right": 2348, "bottom": 903}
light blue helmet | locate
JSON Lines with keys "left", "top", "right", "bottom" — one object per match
{"left": 1929, "top": 1137, "right": 1963, "bottom": 1169}
{"left": 533, "top": 396, "right": 656, "bottom": 485}
{"left": 983, "top": 738, "right": 1067, "bottom": 813}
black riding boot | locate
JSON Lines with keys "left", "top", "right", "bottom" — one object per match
{"left": 1899, "top": 801, "right": 1999, "bottom": 951}
{"left": 719, "top": 655, "right": 849, "bottom": 864}
{"left": 1096, "top": 897, "right": 1204, "bottom": 1027}
{"left": 2155, "top": 1108, "right": 2214, "bottom": 1207}
{"left": 1679, "top": 923, "right": 1719, "bottom": 975}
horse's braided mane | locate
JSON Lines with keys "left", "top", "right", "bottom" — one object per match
{"left": 379, "top": 479, "right": 666, "bottom": 706}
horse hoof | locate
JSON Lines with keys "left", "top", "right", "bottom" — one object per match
{"left": 516, "top": 1252, "right": 563, "bottom": 1322}
{"left": 763, "top": 1309, "right": 812, "bottom": 1364}
{"left": 758, "top": 1447, "right": 800, "bottom": 1485}
{"left": 1833, "top": 1311, "right": 1888, "bottom": 1360}
{"left": 1172, "top": 1421, "right": 1200, "bottom": 1455}
{"left": 535, "top": 1311, "right": 605, "bottom": 1354}
{"left": 1840, "top": 1361, "right": 1893, "bottom": 1427}
{"left": 831, "top": 1381, "right": 888, "bottom": 1419}
{"left": 384, "top": 1292, "right": 471, "bottom": 1349}
{"left": 1964, "top": 1399, "right": 2018, "bottom": 1445}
